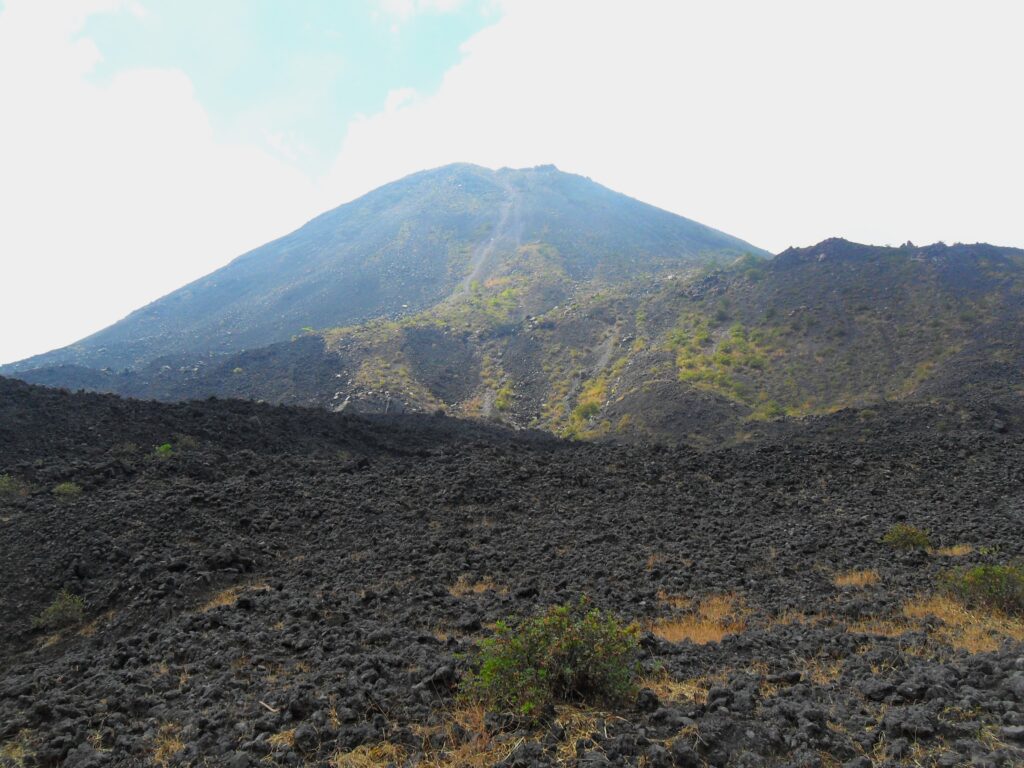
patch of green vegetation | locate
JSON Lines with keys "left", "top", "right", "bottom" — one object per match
{"left": 565, "top": 375, "right": 608, "bottom": 437}
{"left": 33, "top": 589, "right": 85, "bottom": 630}
{"left": 461, "top": 600, "right": 639, "bottom": 718}
{"left": 669, "top": 320, "right": 772, "bottom": 402}
{"left": 941, "top": 563, "right": 1024, "bottom": 616}
{"left": 154, "top": 443, "right": 174, "bottom": 459}
{"left": 0, "top": 731, "right": 33, "bottom": 767}
{"left": 51, "top": 482, "right": 82, "bottom": 498}
{"left": 494, "top": 384, "right": 515, "bottom": 411}
{"left": 0, "top": 473, "right": 29, "bottom": 498}
{"left": 883, "top": 523, "right": 932, "bottom": 551}
{"left": 748, "top": 399, "right": 786, "bottom": 421}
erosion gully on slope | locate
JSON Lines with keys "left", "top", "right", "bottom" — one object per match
{"left": 0, "top": 378, "right": 1022, "bottom": 767}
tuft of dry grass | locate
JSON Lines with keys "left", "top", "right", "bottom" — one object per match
{"left": 803, "top": 656, "right": 845, "bottom": 685}
{"left": 268, "top": 729, "right": 297, "bottom": 750}
{"left": 652, "top": 593, "right": 747, "bottom": 645}
{"left": 330, "top": 742, "right": 408, "bottom": 768}
{"left": 152, "top": 724, "right": 185, "bottom": 767}
{"left": 902, "top": 593, "right": 1024, "bottom": 653}
{"left": 639, "top": 670, "right": 719, "bottom": 704}
{"left": 198, "top": 582, "right": 269, "bottom": 612}
{"left": 200, "top": 586, "right": 242, "bottom": 612}
{"left": 78, "top": 609, "right": 115, "bottom": 638}
{"left": 36, "top": 632, "right": 62, "bottom": 649}
{"left": 935, "top": 543, "right": 974, "bottom": 557}
{"left": 448, "top": 575, "right": 508, "bottom": 597}
{"left": 833, "top": 569, "right": 881, "bottom": 589}
{"left": 846, "top": 593, "right": 1024, "bottom": 654}
{"left": 552, "top": 706, "right": 609, "bottom": 765}
{"left": 428, "top": 703, "right": 515, "bottom": 768}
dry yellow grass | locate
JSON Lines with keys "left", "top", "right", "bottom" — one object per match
{"left": 935, "top": 543, "right": 974, "bottom": 557}
{"left": 902, "top": 594, "right": 1024, "bottom": 653}
{"left": 640, "top": 670, "right": 719, "bottom": 704}
{"left": 36, "top": 632, "right": 62, "bottom": 649}
{"left": 78, "top": 609, "right": 115, "bottom": 638}
{"left": 386, "top": 704, "right": 606, "bottom": 768}
{"left": 200, "top": 586, "right": 242, "bottom": 612}
{"left": 551, "top": 707, "right": 609, "bottom": 764}
{"left": 448, "top": 575, "right": 508, "bottom": 597}
{"left": 804, "top": 656, "right": 845, "bottom": 685}
{"left": 652, "top": 593, "right": 747, "bottom": 644}
{"left": 268, "top": 729, "right": 297, "bottom": 750}
{"left": 199, "top": 582, "right": 269, "bottom": 612}
{"left": 152, "top": 724, "right": 185, "bottom": 767}
{"left": 846, "top": 593, "right": 1024, "bottom": 654}
{"left": 833, "top": 569, "right": 881, "bottom": 588}
{"left": 330, "top": 742, "right": 409, "bottom": 768}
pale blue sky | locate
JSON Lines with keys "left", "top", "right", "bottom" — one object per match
{"left": 82, "top": 0, "right": 498, "bottom": 174}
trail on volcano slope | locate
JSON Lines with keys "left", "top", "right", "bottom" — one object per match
{"left": 458, "top": 179, "right": 521, "bottom": 293}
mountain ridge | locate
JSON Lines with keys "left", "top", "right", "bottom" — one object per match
{"left": 3, "top": 163, "right": 765, "bottom": 374}
{"left": 11, "top": 237, "right": 1024, "bottom": 445}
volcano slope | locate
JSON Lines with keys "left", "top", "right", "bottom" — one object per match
{"left": 1, "top": 377, "right": 1023, "bottom": 767}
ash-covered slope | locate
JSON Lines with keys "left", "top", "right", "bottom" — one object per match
{"left": 3, "top": 164, "right": 763, "bottom": 374}
{"left": 1, "top": 379, "right": 1023, "bottom": 766}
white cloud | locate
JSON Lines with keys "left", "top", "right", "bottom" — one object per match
{"left": 326, "top": 0, "right": 1024, "bottom": 255}
{"left": 0, "top": 1, "right": 320, "bottom": 364}
{"left": 3, "top": 0, "right": 1023, "bottom": 365}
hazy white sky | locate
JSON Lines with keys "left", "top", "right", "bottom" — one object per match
{"left": 2, "top": 0, "right": 1023, "bottom": 364}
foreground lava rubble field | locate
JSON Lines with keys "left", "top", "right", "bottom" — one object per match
{"left": 1, "top": 377, "right": 1023, "bottom": 767}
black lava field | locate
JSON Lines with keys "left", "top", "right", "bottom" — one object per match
{"left": 1, "top": 376, "right": 1023, "bottom": 768}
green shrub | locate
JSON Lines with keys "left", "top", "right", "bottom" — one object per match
{"left": 52, "top": 482, "right": 82, "bottom": 498}
{"left": 571, "top": 401, "right": 600, "bottom": 421}
{"left": 154, "top": 443, "right": 174, "bottom": 458}
{"left": 494, "top": 385, "right": 514, "bottom": 411}
{"left": 0, "top": 473, "right": 29, "bottom": 498}
{"left": 941, "top": 563, "right": 1024, "bottom": 616}
{"left": 882, "top": 523, "right": 931, "bottom": 550}
{"left": 461, "top": 600, "right": 639, "bottom": 717}
{"left": 33, "top": 590, "right": 85, "bottom": 630}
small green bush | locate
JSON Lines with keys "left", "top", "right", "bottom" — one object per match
{"left": 882, "top": 523, "right": 931, "bottom": 550}
{"left": 461, "top": 600, "right": 639, "bottom": 717}
{"left": 154, "top": 443, "right": 174, "bottom": 458}
{"left": 0, "top": 473, "right": 29, "bottom": 498}
{"left": 941, "top": 563, "right": 1024, "bottom": 616}
{"left": 52, "top": 482, "right": 82, "bottom": 498}
{"left": 33, "top": 590, "right": 85, "bottom": 630}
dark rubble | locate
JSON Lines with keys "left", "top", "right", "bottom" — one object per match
{"left": 1, "top": 378, "right": 1023, "bottom": 767}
